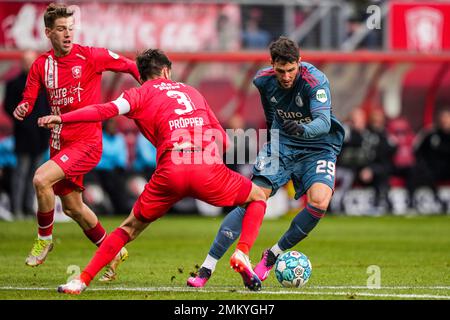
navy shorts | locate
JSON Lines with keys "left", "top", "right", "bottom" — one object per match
{"left": 252, "top": 142, "right": 337, "bottom": 199}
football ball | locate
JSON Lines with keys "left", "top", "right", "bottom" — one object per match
{"left": 275, "top": 251, "right": 312, "bottom": 288}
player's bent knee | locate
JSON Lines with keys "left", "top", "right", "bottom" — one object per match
{"left": 308, "top": 185, "right": 333, "bottom": 211}
{"left": 252, "top": 185, "right": 267, "bottom": 201}
{"left": 247, "top": 184, "right": 270, "bottom": 203}
{"left": 308, "top": 193, "right": 331, "bottom": 211}
{"left": 32, "top": 172, "right": 50, "bottom": 190}
{"left": 308, "top": 197, "right": 331, "bottom": 211}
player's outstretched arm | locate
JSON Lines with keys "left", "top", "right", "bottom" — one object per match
{"left": 38, "top": 102, "right": 120, "bottom": 126}
{"left": 13, "top": 102, "right": 29, "bottom": 121}
{"left": 92, "top": 48, "right": 141, "bottom": 83}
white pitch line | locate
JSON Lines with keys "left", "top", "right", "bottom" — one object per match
{"left": 309, "top": 285, "right": 450, "bottom": 290}
{"left": 0, "top": 286, "right": 449, "bottom": 300}
{"left": 259, "top": 291, "right": 450, "bottom": 300}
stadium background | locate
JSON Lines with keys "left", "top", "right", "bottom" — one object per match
{"left": 0, "top": 0, "right": 450, "bottom": 215}
{"left": 0, "top": 0, "right": 448, "bottom": 302}
{"left": 1, "top": 0, "right": 450, "bottom": 218}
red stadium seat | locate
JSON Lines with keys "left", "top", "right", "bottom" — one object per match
{"left": 124, "top": 131, "right": 137, "bottom": 165}
{"left": 115, "top": 116, "right": 138, "bottom": 134}
{"left": 389, "top": 176, "right": 406, "bottom": 187}
{"left": 387, "top": 117, "right": 416, "bottom": 169}
{"left": 0, "top": 106, "right": 12, "bottom": 138}
{"left": 240, "top": 90, "right": 266, "bottom": 129}
{"left": 114, "top": 115, "right": 138, "bottom": 165}
{"left": 197, "top": 78, "right": 237, "bottom": 123}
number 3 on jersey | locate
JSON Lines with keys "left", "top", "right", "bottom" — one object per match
{"left": 316, "top": 160, "right": 335, "bottom": 176}
{"left": 167, "top": 90, "right": 196, "bottom": 115}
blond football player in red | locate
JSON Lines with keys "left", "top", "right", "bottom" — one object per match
{"left": 39, "top": 49, "right": 268, "bottom": 294}
{"left": 13, "top": 3, "right": 140, "bottom": 281}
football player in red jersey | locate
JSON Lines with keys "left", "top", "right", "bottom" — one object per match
{"left": 39, "top": 49, "right": 268, "bottom": 294}
{"left": 13, "top": 3, "right": 140, "bottom": 281}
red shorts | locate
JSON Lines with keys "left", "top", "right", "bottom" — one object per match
{"left": 133, "top": 152, "right": 252, "bottom": 223}
{"left": 51, "top": 142, "right": 102, "bottom": 196}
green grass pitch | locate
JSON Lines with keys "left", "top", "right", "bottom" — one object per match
{"left": 0, "top": 214, "right": 449, "bottom": 300}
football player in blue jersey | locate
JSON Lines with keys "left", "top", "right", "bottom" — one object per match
{"left": 187, "top": 36, "right": 345, "bottom": 288}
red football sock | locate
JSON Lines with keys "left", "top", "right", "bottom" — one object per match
{"left": 37, "top": 209, "right": 54, "bottom": 237}
{"left": 83, "top": 222, "right": 107, "bottom": 246}
{"left": 82, "top": 228, "right": 130, "bottom": 285}
{"left": 236, "top": 200, "right": 267, "bottom": 255}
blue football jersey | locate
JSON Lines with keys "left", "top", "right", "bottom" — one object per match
{"left": 253, "top": 62, "right": 345, "bottom": 154}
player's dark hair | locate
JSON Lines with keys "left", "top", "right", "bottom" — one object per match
{"left": 269, "top": 36, "right": 300, "bottom": 64}
{"left": 136, "top": 49, "right": 172, "bottom": 81}
{"left": 44, "top": 3, "right": 74, "bottom": 28}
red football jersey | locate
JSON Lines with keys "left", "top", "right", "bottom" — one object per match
{"left": 20, "top": 44, "right": 139, "bottom": 150}
{"left": 122, "top": 78, "right": 228, "bottom": 162}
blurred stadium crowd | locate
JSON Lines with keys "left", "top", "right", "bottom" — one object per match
{"left": 1, "top": 0, "right": 449, "bottom": 219}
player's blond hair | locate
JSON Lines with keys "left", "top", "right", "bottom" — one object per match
{"left": 44, "top": 3, "right": 74, "bottom": 28}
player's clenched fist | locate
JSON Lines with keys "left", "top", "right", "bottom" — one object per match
{"left": 38, "top": 115, "right": 62, "bottom": 129}
{"left": 13, "top": 102, "right": 29, "bottom": 121}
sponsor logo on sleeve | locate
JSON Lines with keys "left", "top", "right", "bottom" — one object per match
{"left": 316, "top": 89, "right": 328, "bottom": 103}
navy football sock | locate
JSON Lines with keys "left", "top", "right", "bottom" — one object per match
{"left": 208, "top": 206, "right": 245, "bottom": 259}
{"left": 278, "top": 204, "right": 326, "bottom": 250}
